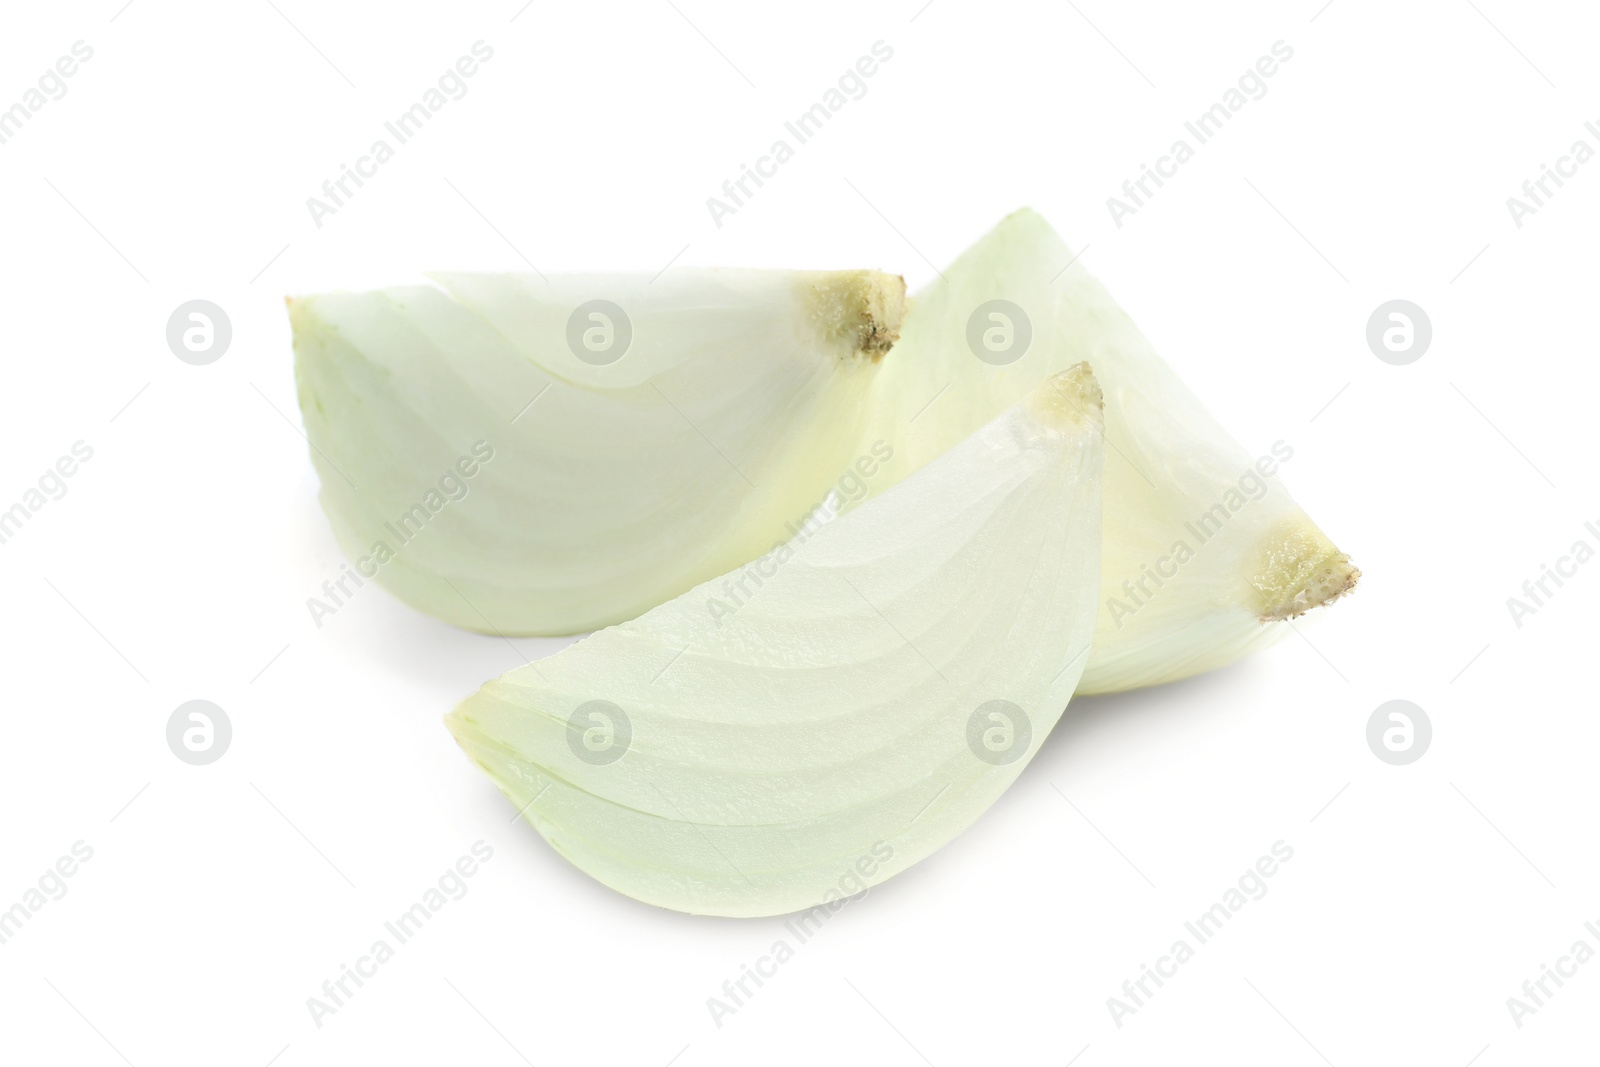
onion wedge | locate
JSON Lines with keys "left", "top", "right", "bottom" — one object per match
{"left": 290, "top": 269, "right": 905, "bottom": 634}
{"left": 864, "top": 209, "right": 1357, "bottom": 692}
{"left": 445, "top": 366, "right": 1104, "bottom": 917}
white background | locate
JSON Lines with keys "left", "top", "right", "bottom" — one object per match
{"left": 1, "top": 1, "right": 1596, "bottom": 1064}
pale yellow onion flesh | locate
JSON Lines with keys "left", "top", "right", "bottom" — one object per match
{"left": 290, "top": 269, "right": 905, "bottom": 634}
{"left": 290, "top": 210, "right": 1355, "bottom": 695}
{"left": 446, "top": 367, "right": 1105, "bottom": 917}
{"left": 856, "top": 209, "right": 1356, "bottom": 693}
